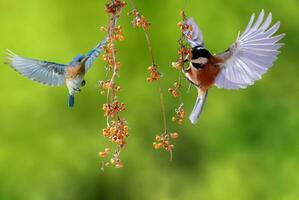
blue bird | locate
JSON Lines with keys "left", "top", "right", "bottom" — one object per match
{"left": 5, "top": 37, "right": 107, "bottom": 107}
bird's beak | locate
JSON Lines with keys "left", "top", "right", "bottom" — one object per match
{"left": 81, "top": 56, "right": 89, "bottom": 64}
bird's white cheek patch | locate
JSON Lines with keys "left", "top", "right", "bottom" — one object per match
{"left": 192, "top": 57, "right": 208, "bottom": 65}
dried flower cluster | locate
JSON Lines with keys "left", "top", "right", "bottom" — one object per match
{"left": 171, "top": 47, "right": 192, "bottom": 70}
{"left": 99, "top": 0, "right": 128, "bottom": 170}
{"left": 105, "top": 0, "right": 127, "bottom": 15}
{"left": 99, "top": 80, "right": 121, "bottom": 95}
{"left": 128, "top": 9, "right": 151, "bottom": 30}
{"left": 147, "top": 65, "right": 161, "bottom": 82}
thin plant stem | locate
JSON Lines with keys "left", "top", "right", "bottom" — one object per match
{"left": 128, "top": 0, "right": 168, "bottom": 133}
{"left": 106, "top": 13, "right": 119, "bottom": 126}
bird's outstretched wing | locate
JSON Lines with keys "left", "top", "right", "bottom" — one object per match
{"left": 85, "top": 37, "right": 107, "bottom": 71}
{"left": 214, "top": 10, "right": 285, "bottom": 90}
{"left": 6, "top": 50, "right": 66, "bottom": 86}
{"left": 183, "top": 18, "right": 205, "bottom": 48}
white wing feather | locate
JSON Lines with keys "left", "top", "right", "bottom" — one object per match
{"left": 215, "top": 10, "right": 285, "bottom": 90}
{"left": 6, "top": 50, "right": 66, "bottom": 86}
{"left": 183, "top": 18, "right": 205, "bottom": 48}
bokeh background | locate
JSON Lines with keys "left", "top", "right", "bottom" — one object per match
{"left": 0, "top": 0, "right": 298, "bottom": 199}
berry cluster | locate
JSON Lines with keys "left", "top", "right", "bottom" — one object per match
{"left": 101, "top": 25, "right": 125, "bottom": 41}
{"left": 99, "top": 148, "right": 125, "bottom": 169}
{"left": 99, "top": 80, "right": 121, "bottom": 95}
{"left": 177, "top": 21, "right": 193, "bottom": 40}
{"left": 99, "top": 148, "right": 111, "bottom": 158}
{"left": 147, "top": 65, "right": 161, "bottom": 83}
{"left": 168, "top": 81, "right": 181, "bottom": 98}
{"left": 111, "top": 26, "right": 125, "bottom": 41}
{"left": 105, "top": 0, "right": 127, "bottom": 15}
{"left": 102, "top": 119, "right": 128, "bottom": 148}
{"left": 172, "top": 104, "right": 185, "bottom": 124}
{"left": 153, "top": 133, "right": 179, "bottom": 160}
{"left": 100, "top": 119, "right": 128, "bottom": 169}
{"left": 172, "top": 47, "right": 192, "bottom": 70}
{"left": 128, "top": 2, "right": 180, "bottom": 160}
{"left": 168, "top": 11, "right": 194, "bottom": 128}
{"left": 103, "top": 98, "right": 126, "bottom": 118}
{"left": 101, "top": 40, "right": 122, "bottom": 71}
{"left": 128, "top": 9, "right": 150, "bottom": 30}
{"left": 99, "top": 0, "right": 128, "bottom": 170}
{"left": 100, "top": 117, "right": 128, "bottom": 169}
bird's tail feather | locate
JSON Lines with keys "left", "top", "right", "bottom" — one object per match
{"left": 189, "top": 90, "right": 208, "bottom": 124}
{"left": 68, "top": 95, "right": 75, "bottom": 108}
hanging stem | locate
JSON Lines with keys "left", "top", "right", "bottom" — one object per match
{"left": 128, "top": 0, "right": 168, "bottom": 133}
{"left": 99, "top": 0, "right": 128, "bottom": 170}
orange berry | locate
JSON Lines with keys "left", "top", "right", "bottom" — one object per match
{"left": 99, "top": 151, "right": 107, "bottom": 158}
{"left": 168, "top": 88, "right": 174, "bottom": 93}
{"left": 172, "top": 91, "right": 180, "bottom": 98}
{"left": 110, "top": 158, "right": 115, "bottom": 164}
{"left": 170, "top": 133, "right": 179, "bottom": 139}
{"left": 100, "top": 26, "right": 108, "bottom": 32}
{"left": 155, "top": 135, "right": 161, "bottom": 142}
{"left": 115, "top": 163, "right": 124, "bottom": 168}
{"left": 177, "top": 22, "right": 183, "bottom": 28}
{"left": 153, "top": 142, "right": 162, "bottom": 150}
{"left": 124, "top": 125, "right": 129, "bottom": 131}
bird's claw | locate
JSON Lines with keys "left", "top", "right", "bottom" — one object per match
{"left": 73, "top": 87, "right": 81, "bottom": 92}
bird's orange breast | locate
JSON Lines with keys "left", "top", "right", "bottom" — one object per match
{"left": 66, "top": 64, "right": 85, "bottom": 79}
{"left": 187, "top": 56, "right": 222, "bottom": 90}
{"left": 196, "top": 63, "right": 220, "bottom": 90}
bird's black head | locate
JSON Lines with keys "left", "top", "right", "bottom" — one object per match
{"left": 191, "top": 46, "right": 212, "bottom": 60}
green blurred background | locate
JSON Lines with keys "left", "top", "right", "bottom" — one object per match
{"left": 0, "top": 0, "right": 298, "bottom": 199}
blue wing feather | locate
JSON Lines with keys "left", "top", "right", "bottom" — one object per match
{"left": 85, "top": 37, "right": 108, "bottom": 71}
{"left": 6, "top": 50, "right": 66, "bottom": 86}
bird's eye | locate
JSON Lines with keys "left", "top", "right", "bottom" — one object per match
{"left": 192, "top": 63, "right": 203, "bottom": 69}
{"left": 81, "top": 80, "right": 86, "bottom": 87}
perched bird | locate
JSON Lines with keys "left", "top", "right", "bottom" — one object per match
{"left": 182, "top": 10, "right": 285, "bottom": 124}
{"left": 5, "top": 37, "right": 107, "bottom": 107}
